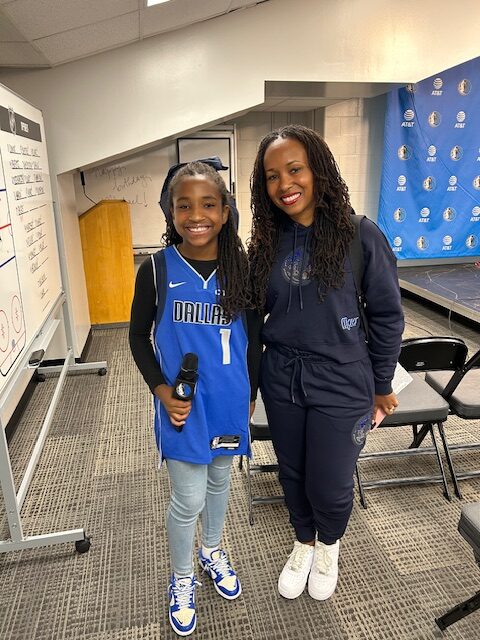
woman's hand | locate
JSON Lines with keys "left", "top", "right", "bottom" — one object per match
{"left": 249, "top": 401, "right": 256, "bottom": 421}
{"left": 372, "top": 392, "right": 399, "bottom": 430}
{"left": 154, "top": 384, "right": 192, "bottom": 428}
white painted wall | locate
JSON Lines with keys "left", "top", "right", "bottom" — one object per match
{"left": 1, "top": 0, "right": 479, "bottom": 176}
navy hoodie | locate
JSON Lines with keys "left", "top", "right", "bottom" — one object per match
{"left": 262, "top": 217, "right": 404, "bottom": 395}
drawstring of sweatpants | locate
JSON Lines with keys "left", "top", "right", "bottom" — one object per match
{"left": 284, "top": 354, "right": 308, "bottom": 404}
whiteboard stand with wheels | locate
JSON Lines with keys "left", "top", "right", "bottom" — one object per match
{"left": 0, "top": 82, "right": 105, "bottom": 555}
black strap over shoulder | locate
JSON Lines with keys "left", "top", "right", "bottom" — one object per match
{"left": 349, "top": 212, "right": 369, "bottom": 341}
{"left": 152, "top": 249, "right": 167, "bottom": 327}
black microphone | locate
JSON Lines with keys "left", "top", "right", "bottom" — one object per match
{"left": 172, "top": 353, "right": 198, "bottom": 431}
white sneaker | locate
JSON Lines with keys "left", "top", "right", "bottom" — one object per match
{"left": 308, "top": 540, "right": 340, "bottom": 601}
{"left": 278, "top": 541, "right": 314, "bottom": 599}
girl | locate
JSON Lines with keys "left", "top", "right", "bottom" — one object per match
{"left": 248, "top": 125, "right": 404, "bottom": 601}
{"left": 129, "top": 162, "right": 252, "bottom": 636}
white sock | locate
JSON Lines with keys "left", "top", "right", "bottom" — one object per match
{"left": 202, "top": 545, "right": 219, "bottom": 560}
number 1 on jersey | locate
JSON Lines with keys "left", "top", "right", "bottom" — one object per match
{"left": 219, "top": 328, "right": 231, "bottom": 365}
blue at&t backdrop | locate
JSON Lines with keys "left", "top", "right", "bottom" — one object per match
{"left": 378, "top": 57, "right": 480, "bottom": 259}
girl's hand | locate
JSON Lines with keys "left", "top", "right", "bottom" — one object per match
{"left": 249, "top": 401, "right": 256, "bottom": 421}
{"left": 372, "top": 392, "right": 398, "bottom": 429}
{"left": 154, "top": 384, "right": 192, "bottom": 428}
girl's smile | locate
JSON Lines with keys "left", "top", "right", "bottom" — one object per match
{"left": 263, "top": 137, "right": 315, "bottom": 227}
{"left": 171, "top": 175, "right": 229, "bottom": 259}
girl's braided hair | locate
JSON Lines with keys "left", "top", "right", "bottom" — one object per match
{"left": 162, "top": 161, "right": 250, "bottom": 318}
{"left": 248, "top": 124, "right": 355, "bottom": 311}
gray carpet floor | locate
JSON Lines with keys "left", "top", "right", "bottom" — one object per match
{"left": 1, "top": 296, "right": 480, "bottom": 640}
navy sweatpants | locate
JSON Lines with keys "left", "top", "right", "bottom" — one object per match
{"left": 260, "top": 345, "right": 374, "bottom": 545}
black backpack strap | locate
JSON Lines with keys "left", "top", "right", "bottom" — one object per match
{"left": 152, "top": 249, "right": 167, "bottom": 327}
{"left": 349, "top": 213, "right": 369, "bottom": 341}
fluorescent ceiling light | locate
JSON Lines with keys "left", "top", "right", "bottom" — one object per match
{"left": 147, "top": 0, "right": 173, "bottom": 6}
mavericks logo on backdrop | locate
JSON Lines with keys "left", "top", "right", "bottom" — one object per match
{"left": 458, "top": 79, "right": 471, "bottom": 95}
{"left": 423, "top": 176, "right": 436, "bottom": 191}
{"left": 443, "top": 207, "right": 456, "bottom": 222}
{"left": 417, "top": 236, "right": 429, "bottom": 250}
{"left": 428, "top": 111, "right": 441, "bottom": 127}
{"left": 397, "top": 145, "right": 411, "bottom": 160}
{"left": 466, "top": 234, "right": 478, "bottom": 249}
{"left": 450, "top": 146, "right": 463, "bottom": 161}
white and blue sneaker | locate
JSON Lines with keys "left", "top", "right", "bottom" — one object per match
{"left": 198, "top": 548, "right": 241, "bottom": 600}
{"left": 168, "top": 574, "right": 201, "bottom": 636}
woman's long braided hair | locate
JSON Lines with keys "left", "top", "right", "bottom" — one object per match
{"left": 162, "top": 161, "right": 250, "bottom": 319}
{"left": 248, "top": 125, "right": 355, "bottom": 311}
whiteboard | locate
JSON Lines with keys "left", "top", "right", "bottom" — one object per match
{"left": 74, "top": 130, "right": 235, "bottom": 248}
{"left": 0, "top": 83, "right": 63, "bottom": 398}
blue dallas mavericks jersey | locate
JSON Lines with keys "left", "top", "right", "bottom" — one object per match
{"left": 152, "top": 246, "right": 250, "bottom": 464}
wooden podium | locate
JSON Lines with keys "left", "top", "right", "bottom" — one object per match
{"left": 79, "top": 199, "right": 134, "bottom": 324}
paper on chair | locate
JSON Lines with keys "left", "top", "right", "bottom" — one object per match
{"left": 392, "top": 362, "right": 413, "bottom": 395}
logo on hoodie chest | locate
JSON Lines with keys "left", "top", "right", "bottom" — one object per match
{"left": 341, "top": 316, "right": 359, "bottom": 330}
{"left": 281, "top": 247, "right": 312, "bottom": 286}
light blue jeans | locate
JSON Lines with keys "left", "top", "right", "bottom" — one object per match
{"left": 165, "top": 456, "right": 233, "bottom": 576}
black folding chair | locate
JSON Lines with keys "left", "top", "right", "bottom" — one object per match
{"left": 425, "top": 346, "right": 480, "bottom": 497}
{"left": 356, "top": 337, "right": 468, "bottom": 508}
{"left": 436, "top": 502, "right": 480, "bottom": 630}
{"left": 239, "top": 395, "right": 283, "bottom": 525}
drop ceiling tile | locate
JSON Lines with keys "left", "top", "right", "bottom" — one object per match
{"left": 3, "top": 0, "right": 139, "bottom": 40}
{"left": 33, "top": 12, "right": 139, "bottom": 66}
{"left": 141, "top": 0, "right": 232, "bottom": 37}
{"left": 0, "top": 41, "right": 49, "bottom": 66}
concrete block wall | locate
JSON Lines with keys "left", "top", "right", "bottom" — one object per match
{"left": 233, "top": 110, "right": 313, "bottom": 242}
{"left": 321, "top": 95, "right": 387, "bottom": 221}
{"left": 231, "top": 96, "right": 386, "bottom": 241}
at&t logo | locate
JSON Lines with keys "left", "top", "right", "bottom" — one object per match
{"left": 402, "top": 109, "right": 415, "bottom": 127}
{"left": 392, "top": 236, "right": 402, "bottom": 253}
{"left": 447, "top": 176, "right": 457, "bottom": 192}
{"left": 442, "top": 235, "right": 453, "bottom": 251}
{"left": 432, "top": 77, "right": 443, "bottom": 96}
{"left": 471, "top": 206, "right": 480, "bottom": 222}
{"left": 427, "top": 145, "right": 437, "bottom": 163}
{"left": 419, "top": 207, "right": 430, "bottom": 223}
{"left": 455, "top": 111, "right": 466, "bottom": 128}
{"left": 397, "top": 175, "right": 407, "bottom": 191}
